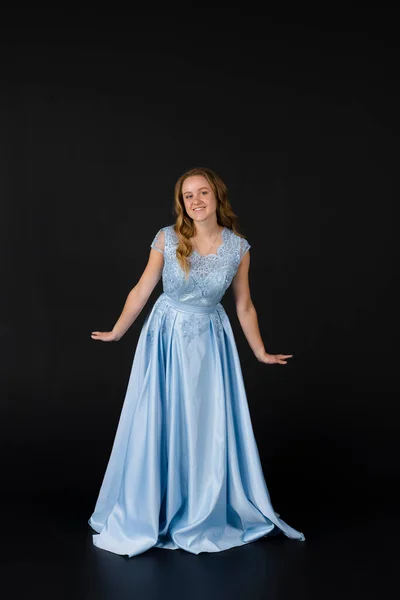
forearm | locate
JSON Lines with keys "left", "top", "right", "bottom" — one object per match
{"left": 236, "top": 303, "right": 267, "bottom": 358}
{"left": 112, "top": 285, "right": 148, "bottom": 340}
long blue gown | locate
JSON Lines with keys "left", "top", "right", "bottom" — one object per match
{"left": 88, "top": 224, "right": 305, "bottom": 556}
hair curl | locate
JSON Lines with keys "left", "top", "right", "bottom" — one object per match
{"left": 172, "top": 167, "right": 246, "bottom": 278}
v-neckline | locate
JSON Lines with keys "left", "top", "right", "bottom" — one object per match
{"left": 191, "top": 227, "right": 226, "bottom": 258}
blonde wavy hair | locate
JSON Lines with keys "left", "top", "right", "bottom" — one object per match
{"left": 172, "top": 167, "right": 246, "bottom": 278}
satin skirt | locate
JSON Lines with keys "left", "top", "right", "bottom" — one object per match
{"left": 88, "top": 293, "right": 305, "bottom": 556}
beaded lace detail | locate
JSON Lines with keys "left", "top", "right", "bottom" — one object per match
{"left": 150, "top": 229, "right": 165, "bottom": 255}
{"left": 181, "top": 314, "right": 210, "bottom": 342}
{"left": 146, "top": 293, "right": 230, "bottom": 342}
{"left": 147, "top": 224, "right": 250, "bottom": 341}
{"left": 150, "top": 225, "right": 250, "bottom": 306}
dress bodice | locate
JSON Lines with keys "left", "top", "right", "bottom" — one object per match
{"left": 150, "top": 225, "right": 251, "bottom": 306}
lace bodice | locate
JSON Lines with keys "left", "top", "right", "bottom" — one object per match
{"left": 150, "top": 225, "right": 250, "bottom": 306}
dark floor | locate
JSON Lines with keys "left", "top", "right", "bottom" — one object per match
{"left": 2, "top": 502, "right": 396, "bottom": 600}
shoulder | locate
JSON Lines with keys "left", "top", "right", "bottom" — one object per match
{"left": 152, "top": 224, "right": 175, "bottom": 238}
{"left": 153, "top": 224, "right": 177, "bottom": 250}
{"left": 156, "top": 224, "right": 175, "bottom": 233}
{"left": 163, "top": 224, "right": 178, "bottom": 241}
{"left": 224, "top": 228, "right": 251, "bottom": 262}
{"left": 225, "top": 227, "right": 250, "bottom": 246}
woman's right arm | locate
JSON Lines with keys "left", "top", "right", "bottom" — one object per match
{"left": 91, "top": 234, "right": 165, "bottom": 342}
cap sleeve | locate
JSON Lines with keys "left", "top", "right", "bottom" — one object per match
{"left": 150, "top": 228, "right": 165, "bottom": 255}
{"left": 239, "top": 237, "right": 251, "bottom": 261}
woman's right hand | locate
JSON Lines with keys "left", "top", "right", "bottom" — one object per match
{"left": 91, "top": 330, "right": 121, "bottom": 342}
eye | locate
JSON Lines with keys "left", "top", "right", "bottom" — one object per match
{"left": 201, "top": 191, "right": 208, "bottom": 195}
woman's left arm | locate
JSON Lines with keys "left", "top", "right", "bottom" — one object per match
{"left": 231, "top": 251, "right": 293, "bottom": 365}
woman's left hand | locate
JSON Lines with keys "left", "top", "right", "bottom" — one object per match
{"left": 255, "top": 350, "right": 293, "bottom": 364}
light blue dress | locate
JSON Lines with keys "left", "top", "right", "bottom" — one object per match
{"left": 88, "top": 224, "right": 305, "bottom": 556}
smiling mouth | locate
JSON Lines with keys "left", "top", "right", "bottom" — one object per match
{"left": 193, "top": 207, "right": 205, "bottom": 211}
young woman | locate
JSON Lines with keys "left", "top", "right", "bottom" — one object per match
{"left": 88, "top": 167, "right": 305, "bottom": 556}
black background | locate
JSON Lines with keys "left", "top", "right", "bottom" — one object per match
{"left": 1, "top": 9, "right": 398, "bottom": 555}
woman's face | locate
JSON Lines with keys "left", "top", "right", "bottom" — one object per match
{"left": 182, "top": 175, "right": 217, "bottom": 223}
